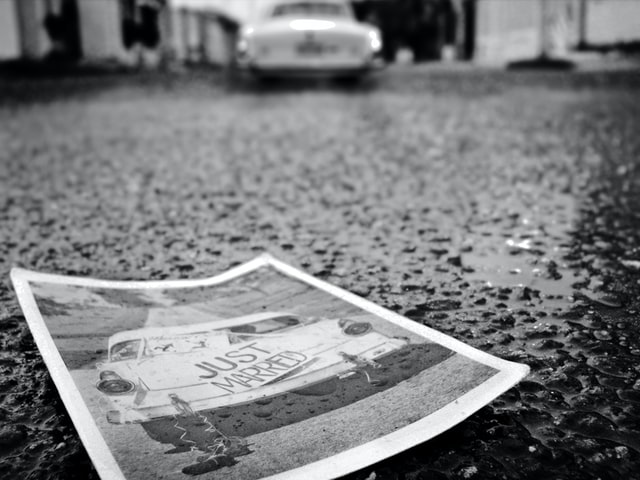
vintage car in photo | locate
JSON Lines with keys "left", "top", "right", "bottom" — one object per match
{"left": 235, "top": 0, "right": 384, "bottom": 79}
{"left": 96, "top": 311, "right": 409, "bottom": 424}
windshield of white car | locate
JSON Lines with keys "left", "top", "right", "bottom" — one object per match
{"left": 137, "top": 317, "right": 302, "bottom": 357}
{"left": 109, "top": 340, "right": 141, "bottom": 362}
{"left": 271, "top": 2, "right": 349, "bottom": 18}
{"left": 143, "top": 333, "right": 215, "bottom": 357}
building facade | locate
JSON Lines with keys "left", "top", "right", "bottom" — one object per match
{"left": 474, "top": 0, "right": 578, "bottom": 63}
{"left": 5, "top": 0, "right": 127, "bottom": 61}
{"left": 2, "top": 0, "right": 640, "bottom": 66}
{"left": 0, "top": 0, "right": 20, "bottom": 59}
{"left": 470, "top": 0, "right": 640, "bottom": 63}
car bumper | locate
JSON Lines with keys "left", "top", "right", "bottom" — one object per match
{"left": 105, "top": 359, "right": 357, "bottom": 424}
{"left": 237, "top": 55, "right": 385, "bottom": 77}
{"left": 141, "top": 342, "right": 454, "bottom": 442}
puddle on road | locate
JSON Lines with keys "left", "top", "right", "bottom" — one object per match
{"left": 462, "top": 247, "right": 584, "bottom": 300}
{"left": 460, "top": 192, "right": 587, "bottom": 310}
{"left": 449, "top": 190, "right": 640, "bottom": 467}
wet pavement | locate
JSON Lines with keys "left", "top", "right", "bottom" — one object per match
{"left": 1, "top": 66, "right": 640, "bottom": 479}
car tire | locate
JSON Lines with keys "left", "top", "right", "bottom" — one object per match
{"left": 334, "top": 74, "right": 363, "bottom": 87}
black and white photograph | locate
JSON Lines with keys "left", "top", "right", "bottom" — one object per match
{"left": 12, "top": 256, "right": 527, "bottom": 479}
{"left": 1, "top": 0, "right": 640, "bottom": 479}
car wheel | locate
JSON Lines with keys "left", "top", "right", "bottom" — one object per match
{"left": 334, "top": 74, "right": 363, "bottom": 87}
{"left": 253, "top": 73, "right": 279, "bottom": 86}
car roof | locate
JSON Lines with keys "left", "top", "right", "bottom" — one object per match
{"left": 262, "top": 0, "right": 351, "bottom": 18}
{"left": 271, "top": 0, "right": 349, "bottom": 5}
{"left": 107, "top": 311, "right": 299, "bottom": 347}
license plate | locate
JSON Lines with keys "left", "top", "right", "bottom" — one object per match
{"left": 296, "top": 42, "right": 337, "bottom": 56}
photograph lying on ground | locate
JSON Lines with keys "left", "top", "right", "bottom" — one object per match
{"left": 11, "top": 254, "right": 529, "bottom": 480}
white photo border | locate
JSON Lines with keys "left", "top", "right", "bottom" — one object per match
{"left": 11, "top": 253, "right": 529, "bottom": 480}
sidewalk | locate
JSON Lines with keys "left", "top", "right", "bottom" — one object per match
{"left": 565, "top": 50, "right": 640, "bottom": 71}
{"left": 391, "top": 50, "right": 640, "bottom": 73}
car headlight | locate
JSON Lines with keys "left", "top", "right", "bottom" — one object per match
{"left": 237, "top": 38, "right": 249, "bottom": 53}
{"left": 97, "top": 371, "right": 136, "bottom": 395}
{"left": 343, "top": 322, "right": 373, "bottom": 336}
{"left": 369, "top": 30, "right": 382, "bottom": 52}
{"left": 237, "top": 26, "right": 254, "bottom": 57}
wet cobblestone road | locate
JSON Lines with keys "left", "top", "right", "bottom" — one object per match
{"left": 1, "top": 67, "right": 640, "bottom": 479}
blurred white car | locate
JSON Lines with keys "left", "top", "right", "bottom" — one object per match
{"left": 236, "top": 0, "right": 384, "bottom": 79}
{"left": 97, "top": 312, "right": 407, "bottom": 424}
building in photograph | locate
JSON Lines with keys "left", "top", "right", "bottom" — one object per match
{"left": 0, "top": 0, "right": 21, "bottom": 59}
{"left": 465, "top": 0, "right": 640, "bottom": 63}
{"left": 167, "top": 0, "right": 241, "bottom": 66}
{"left": 2, "top": 0, "right": 640, "bottom": 67}
{"left": 352, "top": 0, "right": 640, "bottom": 63}
{"left": 473, "top": 0, "right": 577, "bottom": 63}
{"left": 8, "top": 0, "right": 124, "bottom": 61}
{"left": 583, "top": 0, "right": 640, "bottom": 46}
{"left": 0, "top": 0, "right": 240, "bottom": 67}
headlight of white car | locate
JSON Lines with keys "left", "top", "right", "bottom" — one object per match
{"left": 97, "top": 370, "right": 136, "bottom": 395}
{"left": 236, "top": 26, "right": 254, "bottom": 57}
{"left": 368, "top": 30, "right": 382, "bottom": 52}
{"left": 237, "top": 37, "right": 249, "bottom": 54}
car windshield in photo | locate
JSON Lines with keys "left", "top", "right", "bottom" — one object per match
{"left": 110, "top": 340, "right": 141, "bottom": 362}
{"left": 143, "top": 334, "right": 212, "bottom": 356}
